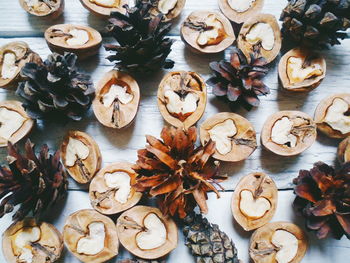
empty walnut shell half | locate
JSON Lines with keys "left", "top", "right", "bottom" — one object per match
{"left": 0, "top": 41, "right": 41, "bottom": 88}
{"left": 314, "top": 93, "right": 350, "bottom": 139}
{"left": 218, "top": 0, "right": 264, "bottom": 24}
{"left": 45, "top": 24, "right": 102, "bottom": 59}
{"left": 231, "top": 172, "right": 277, "bottom": 231}
{"left": 2, "top": 218, "right": 63, "bottom": 263}
{"left": 89, "top": 162, "right": 142, "bottom": 215}
{"left": 150, "top": 0, "right": 186, "bottom": 21}
{"left": 238, "top": 13, "right": 281, "bottom": 64}
{"left": 250, "top": 222, "right": 308, "bottom": 263}
{"left": 93, "top": 70, "right": 140, "bottom": 129}
{"left": 0, "top": 100, "right": 34, "bottom": 148}
{"left": 19, "top": 0, "right": 64, "bottom": 19}
{"left": 158, "top": 71, "right": 206, "bottom": 130}
{"left": 79, "top": 0, "right": 127, "bottom": 17}
{"left": 279, "top": 48, "right": 326, "bottom": 92}
{"left": 200, "top": 112, "right": 257, "bottom": 162}
{"left": 63, "top": 209, "right": 119, "bottom": 263}
{"left": 261, "top": 111, "right": 317, "bottom": 156}
{"left": 181, "top": 11, "right": 235, "bottom": 54}
{"left": 60, "top": 130, "right": 102, "bottom": 184}
{"left": 337, "top": 136, "right": 350, "bottom": 164}
{"left": 116, "top": 205, "right": 178, "bottom": 259}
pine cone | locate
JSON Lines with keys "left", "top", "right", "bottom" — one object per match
{"left": 207, "top": 47, "right": 270, "bottom": 111}
{"left": 105, "top": 0, "right": 174, "bottom": 73}
{"left": 183, "top": 212, "right": 240, "bottom": 263}
{"left": 280, "top": 0, "right": 350, "bottom": 48}
{"left": 0, "top": 140, "right": 68, "bottom": 222}
{"left": 293, "top": 161, "right": 350, "bottom": 239}
{"left": 133, "top": 126, "right": 227, "bottom": 218}
{"left": 17, "top": 52, "right": 95, "bottom": 121}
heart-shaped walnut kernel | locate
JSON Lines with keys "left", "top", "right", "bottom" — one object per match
{"left": 250, "top": 222, "right": 308, "bottom": 263}
{"left": 218, "top": 0, "right": 264, "bottom": 24}
{"left": 63, "top": 209, "right": 119, "bottom": 263}
{"left": 116, "top": 206, "right": 178, "bottom": 259}
{"left": 149, "top": 0, "right": 186, "bottom": 21}
{"left": 3, "top": 218, "right": 63, "bottom": 263}
{"left": 79, "top": 0, "right": 128, "bottom": 17}
{"left": 19, "top": 0, "right": 64, "bottom": 19}
{"left": 158, "top": 71, "right": 207, "bottom": 130}
{"left": 232, "top": 173, "right": 277, "bottom": 231}
{"left": 89, "top": 162, "right": 142, "bottom": 215}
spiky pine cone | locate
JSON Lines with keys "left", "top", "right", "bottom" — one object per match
{"left": 105, "top": 0, "right": 174, "bottom": 73}
{"left": 133, "top": 126, "right": 227, "bottom": 218}
{"left": 183, "top": 212, "right": 240, "bottom": 263}
{"left": 207, "top": 47, "right": 270, "bottom": 111}
{"left": 293, "top": 161, "right": 350, "bottom": 239}
{"left": 0, "top": 140, "right": 68, "bottom": 222}
{"left": 280, "top": 0, "right": 350, "bottom": 48}
{"left": 16, "top": 52, "right": 95, "bottom": 121}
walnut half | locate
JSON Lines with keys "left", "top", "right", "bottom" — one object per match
{"left": 218, "top": 0, "right": 264, "bottom": 24}
{"left": 150, "top": 0, "right": 186, "bottom": 21}
{"left": 79, "top": 0, "right": 128, "bottom": 17}
{"left": 19, "top": 0, "right": 64, "bottom": 19}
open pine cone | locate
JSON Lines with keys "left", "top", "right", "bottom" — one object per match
{"left": 207, "top": 47, "right": 270, "bottom": 111}
{"left": 0, "top": 140, "right": 68, "bottom": 222}
{"left": 293, "top": 161, "right": 350, "bottom": 239}
{"left": 17, "top": 52, "right": 95, "bottom": 121}
{"left": 133, "top": 126, "right": 226, "bottom": 218}
{"left": 105, "top": 0, "right": 174, "bottom": 73}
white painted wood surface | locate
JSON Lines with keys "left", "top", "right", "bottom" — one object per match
{"left": 0, "top": 0, "right": 349, "bottom": 262}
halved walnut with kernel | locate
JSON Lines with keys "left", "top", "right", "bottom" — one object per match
{"left": 238, "top": 14, "right": 281, "bottom": 63}
{"left": 250, "top": 222, "right": 308, "bottom": 263}
{"left": 89, "top": 162, "right": 142, "bottom": 215}
{"left": 158, "top": 71, "right": 206, "bottom": 129}
{"left": 149, "top": 0, "right": 186, "bottom": 21}
{"left": 200, "top": 112, "right": 257, "bottom": 162}
{"left": 19, "top": 0, "right": 64, "bottom": 19}
{"left": 181, "top": 11, "right": 235, "bottom": 53}
{"left": 116, "top": 206, "right": 178, "bottom": 259}
{"left": 45, "top": 24, "right": 102, "bottom": 59}
{"left": 60, "top": 130, "right": 101, "bottom": 184}
{"left": 232, "top": 173, "right": 277, "bottom": 231}
{"left": 93, "top": 70, "right": 140, "bottom": 129}
{"left": 63, "top": 209, "right": 119, "bottom": 263}
{"left": 79, "top": 0, "right": 127, "bottom": 17}
{"left": 218, "top": 0, "right": 264, "bottom": 24}
{"left": 261, "top": 111, "right": 316, "bottom": 156}
{"left": 2, "top": 218, "right": 63, "bottom": 263}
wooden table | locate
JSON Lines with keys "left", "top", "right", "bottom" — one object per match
{"left": 0, "top": 0, "right": 349, "bottom": 262}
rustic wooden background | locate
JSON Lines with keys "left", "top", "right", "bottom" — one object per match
{"left": 0, "top": 0, "right": 349, "bottom": 262}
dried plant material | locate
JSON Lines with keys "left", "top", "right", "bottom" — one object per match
{"left": 200, "top": 112, "right": 257, "bottom": 162}
{"left": 45, "top": 24, "right": 102, "bottom": 59}
{"left": 148, "top": 0, "right": 186, "bottom": 21}
{"left": 89, "top": 162, "right": 142, "bottom": 215}
{"left": 63, "top": 209, "right": 119, "bottom": 263}
{"left": 337, "top": 136, "right": 350, "bottom": 164}
{"left": 19, "top": 0, "right": 64, "bottom": 18}
{"left": 238, "top": 14, "right": 281, "bottom": 63}
{"left": 314, "top": 94, "right": 350, "bottom": 139}
{"left": 3, "top": 218, "right": 63, "bottom": 263}
{"left": 279, "top": 48, "right": 326, "bottom": 91}
{"left": 218, "top": 0, "right": 264, "bottom": 24}
{"left": 79, "top": 0, "right": 127, "bottom": 17}
{"left": 250, "top": 222, "right": 308, "bottom": 263}
{"left": 60, "top": 130, "right": 102, "bottom": 184}
{"left": 261, "top": 111, "right": 316, "bottom": 156}
{"left": 0, "top": 41, "right": 41, "bottom": 88}
{"left": 93, "top": 70, "right": 140, "bottom": 129}
{"left": 232, "top": 173, "right": 277, "bottom": 231}
{"left": 181, "top": 11, "right": 235, "bottom": 54}
{"left": 158, "top": 71, "right": 206, "bottom": 130}
{"left": 116, "top": 206, "right": 177, "bottom": 259}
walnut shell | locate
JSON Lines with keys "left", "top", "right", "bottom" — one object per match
{"left": 181, "top": 11, "right": 235, "bottom": 54}
{"left": 116, "top": 205, "right": 178, "bottom": 259}
{"left": 63, "top": 209, "right": 119, "bottom": 263}
{"left": 199, "top": 112, "right": 257, "bottom": 162}
{"left": 60, "top": 130, "right": 102, "bottom": 184}
{"left": 0, "top": 41, "right": 42, "bottom": 88}
{"left": 237, "top": 13, "right": 281, "bottom": 64}
{"left": 249, "top": 222, "right": 308, "bottom": 263}
{"left": 218, "top": 0, "right": 264, "bottom": 24}
{"left": 158, "top": 71, "right": 207, "bottom": 130}
{"left": 231, "top": 172, "right": 277, "bottom": 231}
{"left": 19, "top": 0, "right": 64, "bottom": 19}
{"left": 2, "top": 218, "right": 63, "bottom": 263}
{"left": 261, "top": 111, "right": 317, "bottom": 156}
{"left": 150, "top": 0, "right": 186, "bottom": 21}
{"left": 337, "top": 136, "right": 350, "bottom": 164}
{"left": 279, "top": 48, "right": 326, "bottom": 92}
{"left": 89, "top": 162, "right": 142, "bottom": 215}
{"left": 45, "top": 24, "right": 102, "bottom": 59}
{"left": 79, "top": 0, "right": 127, "bottom": 17}
{"left": 93, "top": 70, "right": 140, "bottom": 129}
